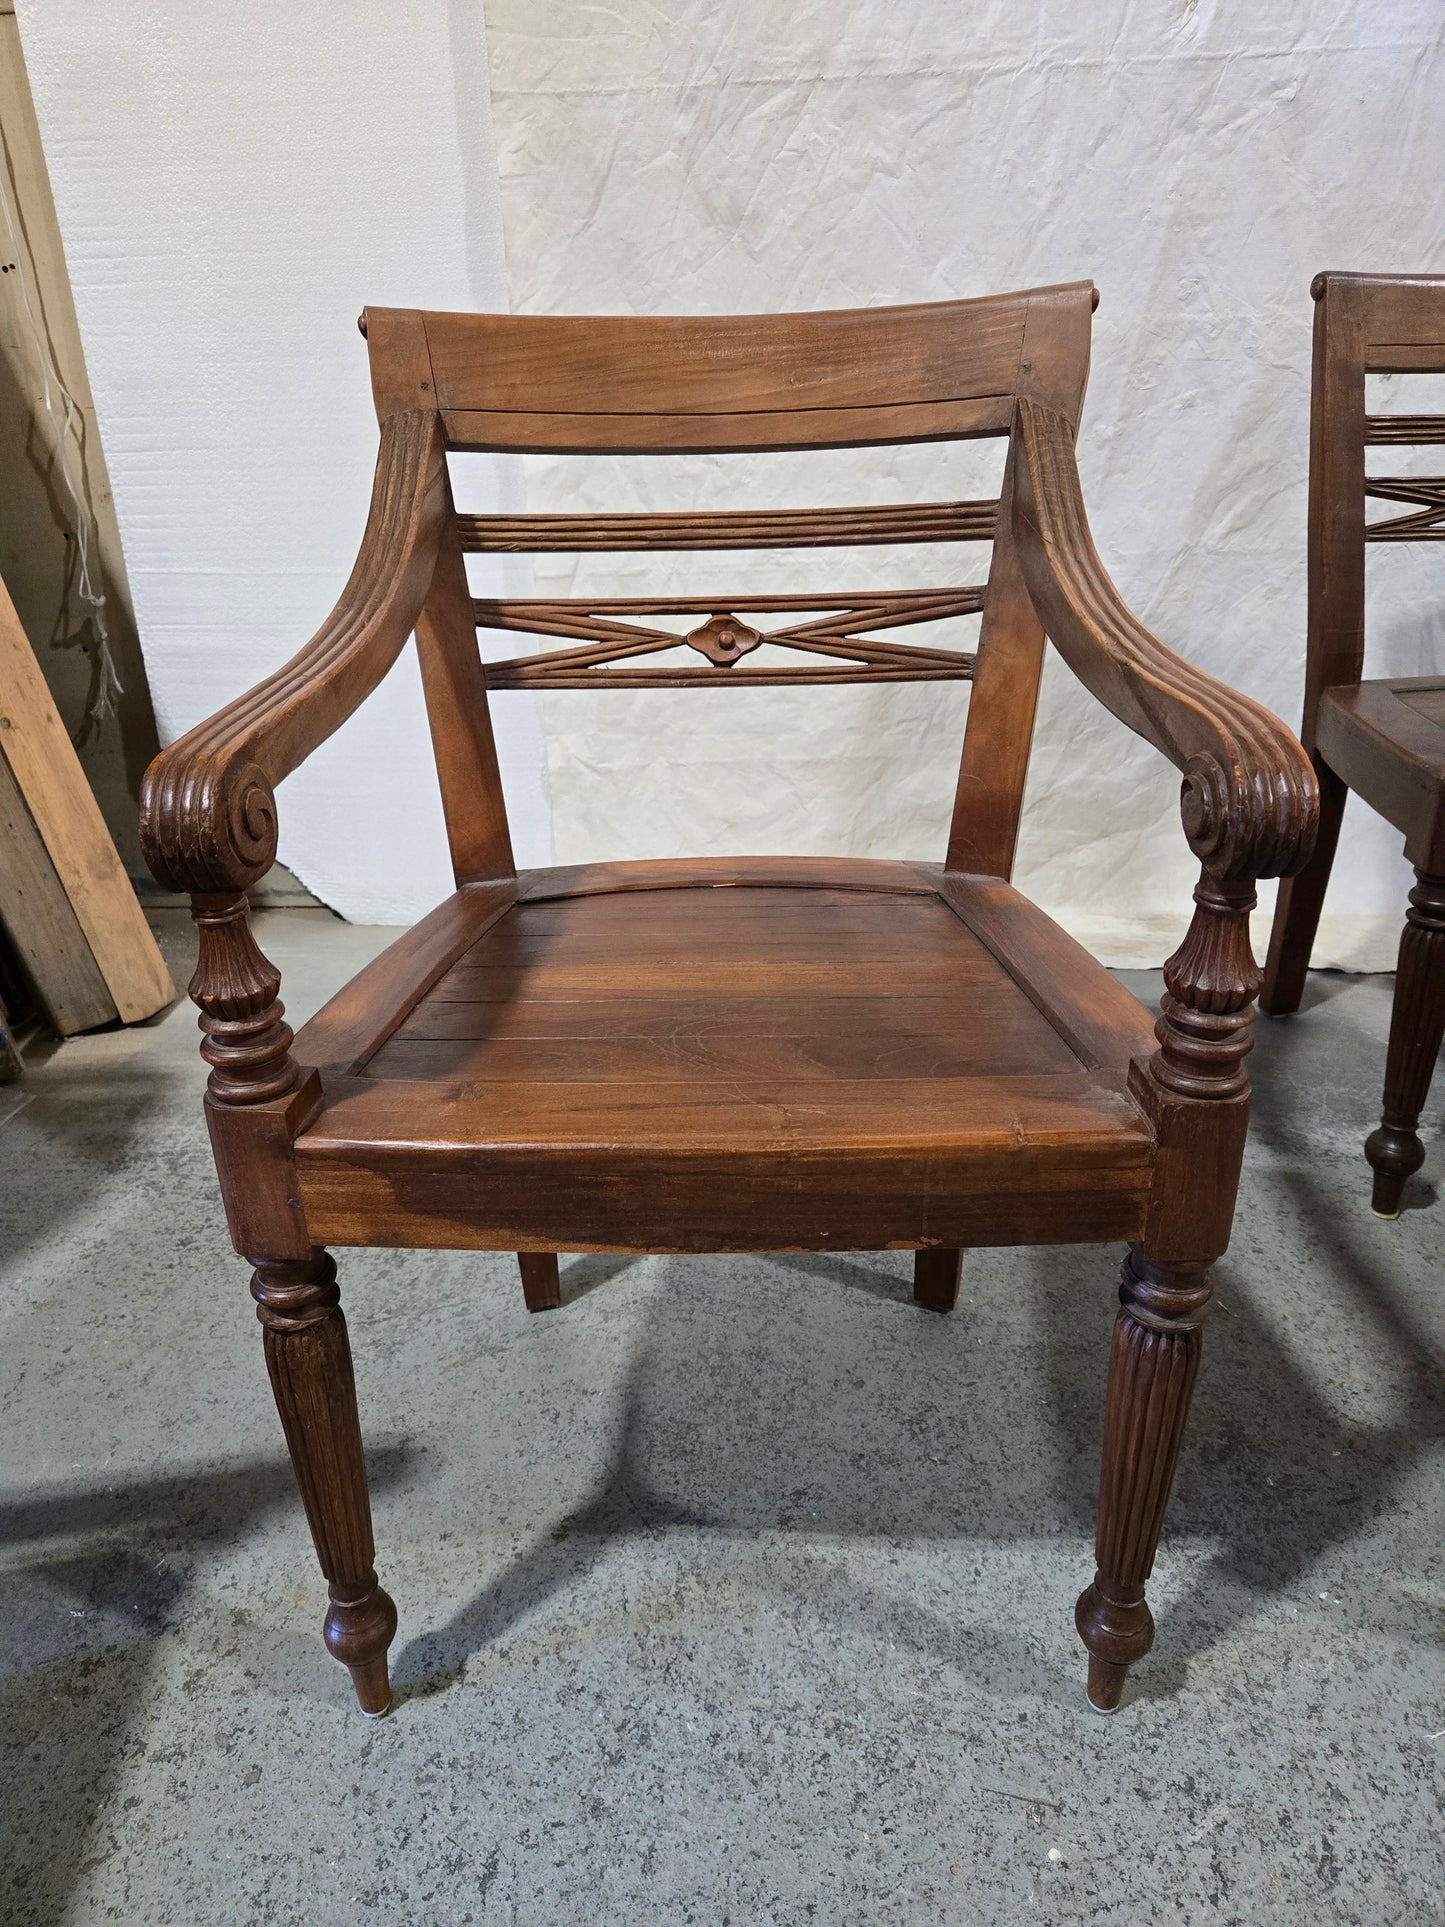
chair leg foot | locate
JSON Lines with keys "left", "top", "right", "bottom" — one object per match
{"left": 1366, "top": 1137, "right": 1414, "bottom": 1218}
{"left": 325, "top": 1573, "right": 399, "bottom": 1714}
{"left": 1077, "top": 1248, "right": 1211, "bottom": 1712}
{"left": 1084, "top": 1653, "right": 1129, "bottom": 1714}
{"left": 251, "top": 1250, "right": 397, "bottom": 1718}
{"left": 1364, "top": 869, "right": 1445, "bottom": 1217}
{"left": 518, "top": 1251, "right": 561, "bottom": 1312}
{"left": 913, "top": 1247, "right": 962, "bottom": 1312}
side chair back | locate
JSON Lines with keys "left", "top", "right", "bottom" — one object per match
{"left": 1263, "top": 271, "right": 1445, "bottom": 1213}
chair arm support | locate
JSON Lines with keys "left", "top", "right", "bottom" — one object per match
{"left": 1011, "top": 395, "right": 1318, "bottom": 882}
{"left": 139, "top": 409, "right": 448, "bottom": 894}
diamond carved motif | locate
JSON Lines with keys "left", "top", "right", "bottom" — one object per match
{"left": 683, "top": 612, "right": 764, "bottom": 666}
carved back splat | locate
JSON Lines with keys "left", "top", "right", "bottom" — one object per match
{"left": 362, "top": 284, "right": 1098, "bottom": 877}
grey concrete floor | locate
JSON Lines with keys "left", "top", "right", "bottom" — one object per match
{"left": 1, "top": 908, "right": 1441, "bottom": 1926}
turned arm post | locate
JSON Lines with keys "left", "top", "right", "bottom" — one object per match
{"left": 136, "top": 412, "right": 448, "bottom": 1717}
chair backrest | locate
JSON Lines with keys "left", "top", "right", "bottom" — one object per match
{"left": 1306, "top": 272, "right": 1445, "bottom": 723}
{"left": 362, "top": 283, "right": 1097, "bottom": 877}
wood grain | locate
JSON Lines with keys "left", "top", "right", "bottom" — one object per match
{"left": 456, "top": 501, "right": 998, "bottom": 552}
{"left": 0, "top": 575, "right": 172, "bottom": 1021}
{"left": 141, "top": 279, "right": 1310, "bottom": 1717}
{"left": 1265, "top": 272, "right": 1445, "bottom": 1015}
{"left": 0, "top": 748, "right": 115, "bottom": 1034}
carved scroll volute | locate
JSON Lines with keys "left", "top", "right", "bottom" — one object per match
{"left": 190, "top": 893, "right": 301, "bottom": 1105}
{"left": 1151, "top": 869, "right": 1261, "bottom": 1101}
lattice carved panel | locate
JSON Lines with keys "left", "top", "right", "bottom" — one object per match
{"left": 475, "top": 589, "right": 985, "bottom": 689}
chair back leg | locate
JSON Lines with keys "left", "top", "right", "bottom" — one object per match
{"left": 1261, "top": 761, "right": 1348, "bottom": 1015}
{"left": 913, "top": 1247, "right": 963, "bottom": 1312}
{"left": 518, "top": 1250, "right": 562, "bottom": 1312}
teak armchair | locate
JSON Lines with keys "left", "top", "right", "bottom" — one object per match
{"left": 141, "top": 284, "right": 1316, "bottom": 1718}
{"left": 1263, "top": 272, "right": 1445, "bottom": 1215}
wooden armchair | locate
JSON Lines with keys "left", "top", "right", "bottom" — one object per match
{"left": 140, "top": 284, "right": 1316, "bottom": 1719}
{"left": 1263, "top": 272, "right": 1445, "bottom": 1216}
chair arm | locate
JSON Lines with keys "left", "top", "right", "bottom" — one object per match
{"left": 1011, "top": 395, "right": 1318, "bottom": 882}
{"left": 140, "top": 408, "right": 447, "bottom": 895}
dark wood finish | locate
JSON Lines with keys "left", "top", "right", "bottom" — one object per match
{"left": 517, "top": 1251, "right": 561, "bottom": 1312}
{"left": 1076, "top": 1249, "right": 1210, "bottom": 1712}
{"left": 1261, "top": 272, "right": 1445, "bottom": 1214}
{"left": 142, "top": 286, "right": 1316, "bottom": 1719}
{"left": 913, "top": 1247, "right": 963, "bottom": 1312}
{"left": 1366, "top": 870, "right": 1445, "bottom": 1215}
{"left": 252, "top": 1251, "right": 396, "bottom": 1715}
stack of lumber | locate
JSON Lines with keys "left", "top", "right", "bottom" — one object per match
{"left": 0, "top": 571, "right": 174, "bottom": 1036}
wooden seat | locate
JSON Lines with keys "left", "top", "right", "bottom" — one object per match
{"left": 140, "top": 283, "right": 1316, "bottom": 1723}
{"left": 293, "top": 860, "right": 1157, "bottom": 1257}
{"left": 1263, "top": 273, "right": 1445, "bottom": 1215}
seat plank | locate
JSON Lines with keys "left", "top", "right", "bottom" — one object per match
{"left": 363, "top": 885, "right": 1079, "bottom": 1085}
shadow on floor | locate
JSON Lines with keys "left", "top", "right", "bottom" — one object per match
{"left": 0, "top": 1058, "right": 177, "bottom": 1274}
{"left": 0, "top": 1445, "right": 413, "bottom": 1927}
{"left": 393, "top": 1212, "right": 1443, "bottom": 1710}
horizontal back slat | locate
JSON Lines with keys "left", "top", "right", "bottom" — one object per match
{"left": 1351, "top": 273, "right": 1445, "bottom": 371}
{"left": 439, "top": 393, "right": 1014, "bottom": 454}
{"left": 425, "top": 294, "right": 1032, "bottom": 420}
{"left": 455, "top": 501, "right": 999, "bottom": 552}
{"left": 1365, "top": 415, "right": 1445, "bottom": 444}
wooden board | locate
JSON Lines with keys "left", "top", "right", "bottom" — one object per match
{"left": 0, "top": 748, "right": 115, "bottom": 1034}
{"left": 0, "top": 574, "right": 173, "bottom": 1022}
{"left": 293, "top": 866, "right": 1156, "bottom": 1253}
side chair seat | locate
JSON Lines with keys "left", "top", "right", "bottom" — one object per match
{"left": 1314, "top": 677, "right": 1445, "bottom": 864}
{"left": 291, "top": 858, "right": 1158, "bottom": 1256}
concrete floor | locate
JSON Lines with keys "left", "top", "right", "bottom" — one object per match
{"left": 1, "top": 908, "right": 1441, "bottom": 1925}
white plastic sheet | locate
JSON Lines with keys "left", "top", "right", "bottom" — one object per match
{"left": 20, "top": 0, "right": 552, "bottom": 925}
{"left": 486, "top": 0, "right": 1445, "bottom": 963}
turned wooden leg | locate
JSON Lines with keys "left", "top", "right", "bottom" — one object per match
{"left": 1365, "top": 870, "right": 1445, "bottom": 1218}
{"left": 517, "top": 1251, "right": 561, "bottom": 1312}
{"left": 1260, "top": 760, "right": 1346, "bottom": 1016}
{"left": 913, "top": 1247, "right": 962, "bottom": 1312}
{"left": 251, "top": 1250, "right": 397, "bottom": 1715}
{"left": 1076, "top": 1248, "right": 1212, "bottom": 1713}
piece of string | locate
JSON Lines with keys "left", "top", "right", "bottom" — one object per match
{"left": 0, "top": 146, "right": 122, "bottom": 731}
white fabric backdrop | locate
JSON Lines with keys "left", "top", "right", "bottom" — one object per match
{"left": 18, "top": 4, "right": 1445, "bottom": 956}
{"left": 19, "top": 0, "right": 552, "bottom": 924}
{"left": 485, "top": 0, "right": 1445, "bottom": 964}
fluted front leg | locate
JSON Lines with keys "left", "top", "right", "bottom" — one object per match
{"left": 252, "top": 1251, "right": 397, "bottom": 1715}
{"left": 1365, "top": 870, "right": 1445, "bottom": 1218}
{"left": 1076, "top": 1249, "right": 1212, "bottom": 1712}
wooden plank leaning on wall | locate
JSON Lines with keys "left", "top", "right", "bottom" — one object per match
{"left": 0, "top": 569, "right": 173, "bottom": 1032}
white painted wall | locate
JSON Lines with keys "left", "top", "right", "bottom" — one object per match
{"left": 485, "top": 0, "right": 1445, "bottom": 965}
{"left": 19, "top": 0, "right": 551, "bottom": 924}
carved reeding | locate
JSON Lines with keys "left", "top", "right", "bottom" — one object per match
{"left": 1150, "top": 870, "right": 1260, "bottom": 1101}
{"left": 139, "top": 409, "right": 443, "bottom": 895}
{"left": 1013, "top": 395, "right": 1319, "bottom": 883}
{"left": 1077, "top": 1248, "right": 1212, "bottom": 1690}
{"left": 190, "top": 894, "right": 301, "bottom": 1105}
{"left": 252, "top": 1252, "right": 397, "bottom": 1713}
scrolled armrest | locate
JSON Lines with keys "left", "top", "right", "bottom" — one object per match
{"left": 140, "top": 408, "right": 447, "bottom": 894}
{"left": 1011, "top": 395, "right": 1317, "bottom": 881}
